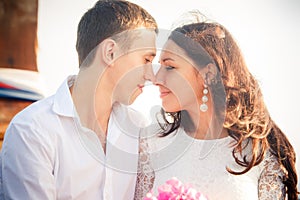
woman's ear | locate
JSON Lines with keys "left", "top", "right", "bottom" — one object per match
{"left": 200, "top": 63, "right": 218, "bottom": 85}
{"left": 101, "top": 38, "right": 117, "bottom": 66}
{"left": 207, "top": 63, "right": 217, "bottom": 76}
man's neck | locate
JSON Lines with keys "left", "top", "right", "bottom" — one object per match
{"left": 71, "top": 66, "right": 114, "bottom": 152}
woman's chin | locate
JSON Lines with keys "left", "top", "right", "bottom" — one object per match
{"left": 162, "top": 105, "right": 181, "bottom": 113}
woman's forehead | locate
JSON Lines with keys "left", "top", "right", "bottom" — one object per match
{"left": 159, "top": 40, "right": 194, "bottom": 65}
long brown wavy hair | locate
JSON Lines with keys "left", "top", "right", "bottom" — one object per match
{"left": 159, "top": 20, "right": 298, "bottom": 199}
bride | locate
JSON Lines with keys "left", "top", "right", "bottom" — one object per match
{"left": 134, "top": 16, "right": 298, "bottom": 200}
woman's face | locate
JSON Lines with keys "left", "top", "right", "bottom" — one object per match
{"left": 156, "top": 39, "right": 204, "bottom": 113}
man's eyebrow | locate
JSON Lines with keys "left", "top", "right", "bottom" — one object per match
{"left": 145, "top": 52, "right": 156, "bottom": 57}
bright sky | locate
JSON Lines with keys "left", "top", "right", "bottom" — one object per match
{"left": 37, "top": 0, "right": 300, "bottom": 188}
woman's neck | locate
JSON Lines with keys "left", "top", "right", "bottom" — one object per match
{"left": 186, "top": 104, "right": 228, "bottom": 140}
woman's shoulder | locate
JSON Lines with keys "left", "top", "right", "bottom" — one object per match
{"left": 261, "top": 150, "right": 287, "bottom": 174}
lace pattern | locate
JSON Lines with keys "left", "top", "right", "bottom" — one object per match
{"left": 258, "top": 152, "right": 287, "bottom": 200}
{"left": 134, "top": 128, "right": 289, "bottom": 200}
{"left": 134, "top": 137, "right": 154, "bottom": 200}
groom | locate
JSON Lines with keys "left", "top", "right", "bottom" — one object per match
{"left": 0, "top": 0, "right": 157, "bottom": 199}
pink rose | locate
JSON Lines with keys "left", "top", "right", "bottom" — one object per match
{"left": 144, "top": 177, "right": 208, "bottom": 200}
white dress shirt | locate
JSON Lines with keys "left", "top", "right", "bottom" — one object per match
{"left": 0, "top": 76, "right": 146, "bottom": 200}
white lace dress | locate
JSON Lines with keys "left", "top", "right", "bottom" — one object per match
{"left": 134, "top": 126, "right": 286, "bottom": 200}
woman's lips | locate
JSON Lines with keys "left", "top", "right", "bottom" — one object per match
{"left": 160, "top": 90, "right": 170, "bottom": 98}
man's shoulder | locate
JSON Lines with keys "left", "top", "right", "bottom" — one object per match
{"left": 10, "top": 95, "right": 55, "bottom": 126}
{"left": 3, "top": 95, "right": 58, "bottom": 148}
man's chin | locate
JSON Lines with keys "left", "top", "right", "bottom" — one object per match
{"left": 126, "top": 89, "right": 143, "bottom": 105}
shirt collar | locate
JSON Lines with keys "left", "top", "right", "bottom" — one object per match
{"left": 52, "top": 75, "right": 77, "bottom": 118}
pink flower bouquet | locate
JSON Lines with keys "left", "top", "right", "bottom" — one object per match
{"left": 144, "top": 177, "right": 208, "bottom": 200}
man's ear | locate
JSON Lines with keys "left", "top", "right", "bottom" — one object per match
{"left": 101, "top": 38, "right": 117, "bottom": 66}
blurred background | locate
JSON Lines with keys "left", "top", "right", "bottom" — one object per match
{"left": 38, "top": 0, "right": 300, "bottom": 191}
{"left": 1, "top": 0, "right": 299, "bottom": 192}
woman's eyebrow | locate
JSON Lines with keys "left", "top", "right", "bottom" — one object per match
{"left": 161, "top": 58, "right": 175, "bottom": 62}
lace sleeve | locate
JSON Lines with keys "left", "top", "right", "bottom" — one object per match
{"left": 258, "top": 152, "right": 287, "bottom": 200}
{"left": 134, "top": 137, "right": 155, "bottom": 200}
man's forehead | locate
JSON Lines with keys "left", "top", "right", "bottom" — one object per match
{"left": 131, "top": 29, "right": 156, "bottom": 47}
{"left": 126, "top": 48, "right": 156, "bottom": 58}
{"left": 144, "top": 49, "right": 156, "bottom": 56}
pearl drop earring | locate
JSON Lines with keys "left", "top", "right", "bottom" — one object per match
{"left": 200, "top": 84, "right": 208, "bottom": 112}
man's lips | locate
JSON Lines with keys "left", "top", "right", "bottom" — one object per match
{"left": 137, "top": 84, "right": 144, "bottom": 90}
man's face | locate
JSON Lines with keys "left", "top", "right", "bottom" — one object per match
{"left": 112, "top": 29, "right": 157, "bottom": 105}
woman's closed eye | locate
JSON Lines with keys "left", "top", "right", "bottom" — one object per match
{"left": 165, "top": 66, "right": 175, "bottom": 71}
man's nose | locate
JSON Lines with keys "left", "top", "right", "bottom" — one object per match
{"left": 144, "top": 64, "right": 155, "bottom": 82}
{"left": 153, "top": 66, "right": 164, "bottom": 86}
